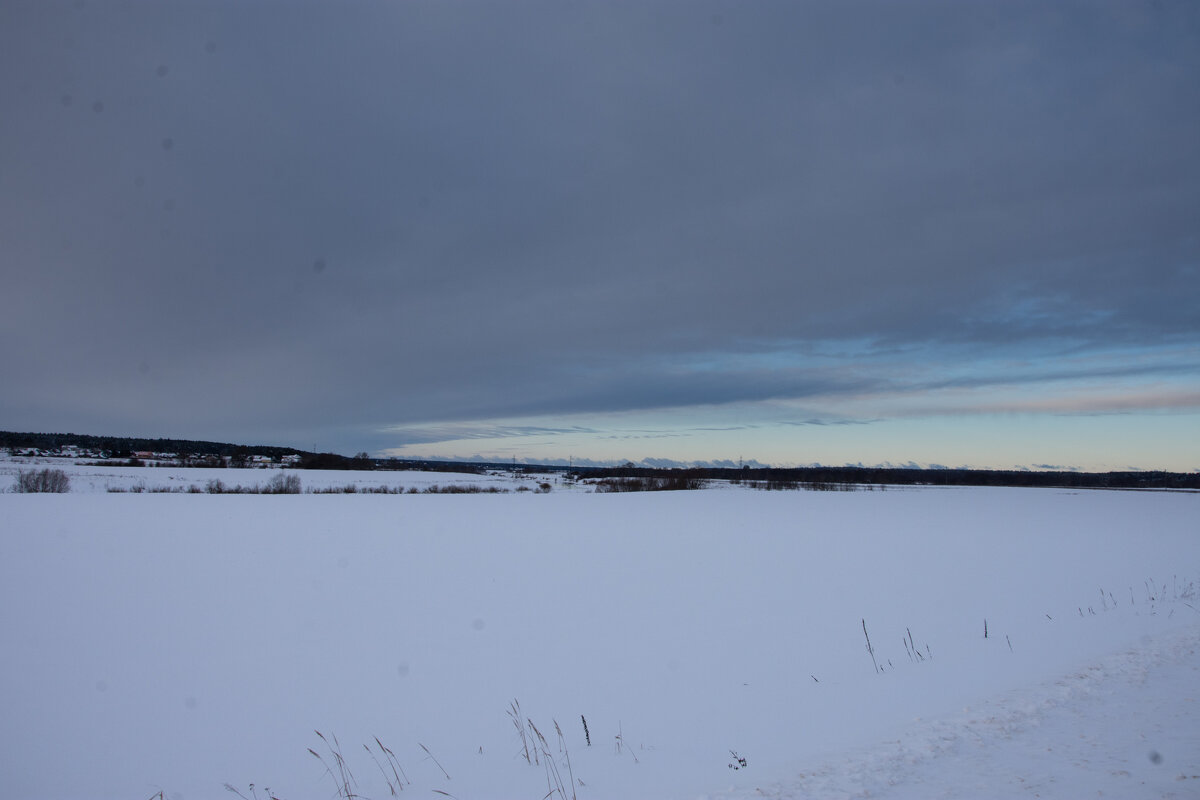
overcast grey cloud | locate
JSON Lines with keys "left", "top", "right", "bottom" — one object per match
{"left": 2, "top": 1, "right": 1197, "bottom": 466}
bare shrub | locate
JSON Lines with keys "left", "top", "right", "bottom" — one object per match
{"left": 309, "top": 483, "right": 359, "bottom": 494}
{"left": 14, "top": 468, "right": 71, "bottom": 493}
{"left": 423, "top": 484, "right": 507, "bottom": 494}
{"left": 265, "top": 472, "right": 302, "bottom": 494}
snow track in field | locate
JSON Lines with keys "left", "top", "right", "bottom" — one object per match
{"left": 735, "top": 625, "right": 1200, "bottom": 800}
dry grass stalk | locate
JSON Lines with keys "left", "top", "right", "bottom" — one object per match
{"left": 363, "top": 735, "right": 408, "bottom": 795}
{"left": 419, "top": 743, "right": 451, "bottom": 780}
{"left": 553, "top": 719, "right": 578, "bottom": 800}
{"left": 311, "top": 730, "right": 359, "bottom": 799}
{"left": 509, "top": 699, "right": 531, "bottom": 764}
{"left": 862, "top": 619, "right": 880, "bottom": 674}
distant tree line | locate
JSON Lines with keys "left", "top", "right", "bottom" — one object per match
{"left": 295, "top": 454, "right": 489, "bottom": 473}
{"left": 0, "top": 431, "right": 302, "bottom": 460}
{"left": 567, "top": 465, "right": 1200, "bottom": 491}
{"left": 0, "top": 432, "right": 485, "bottom": 473}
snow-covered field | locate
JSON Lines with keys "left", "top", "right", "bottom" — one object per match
{"left": 0, "top": 458, "right": 565, "bottom": 494}
{"left": 1, "top": 463, "right": 1197, "bottom": 800}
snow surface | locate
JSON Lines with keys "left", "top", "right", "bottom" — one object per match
{"left": 0, "top": 458, "right": 559, "bottom": 494}
{"left": 1, "top": 464, "right": 1197, "bottom": 800}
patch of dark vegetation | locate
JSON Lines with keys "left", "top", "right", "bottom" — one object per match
{"left": 169, "top": 477, "right": 303, "bottom": 494}
{"left": 418, "top": 484, "right": 508, "bottom": 494}
{"left": 741, "top": 479, "right": 865, "bottom": 491}
{"left": 592, "top": 475, "right": 706, "bottom": 492}
{"left": 105, "top": 480, "right": 508, "bottom": 494}
{"left": 309, "top": 483, "right": 507, "bottom": 494}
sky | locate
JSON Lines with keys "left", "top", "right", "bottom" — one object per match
{"left": 1, "top": 0, "right": 1197, "bottom": 471}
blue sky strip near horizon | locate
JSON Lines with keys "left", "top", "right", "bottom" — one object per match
{"left": 1, "top": 1, "right": 1197, "bottom": 471}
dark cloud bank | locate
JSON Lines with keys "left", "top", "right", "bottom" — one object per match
{"left": 1, "top": 1, "right": 1197, "bottom": 455}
